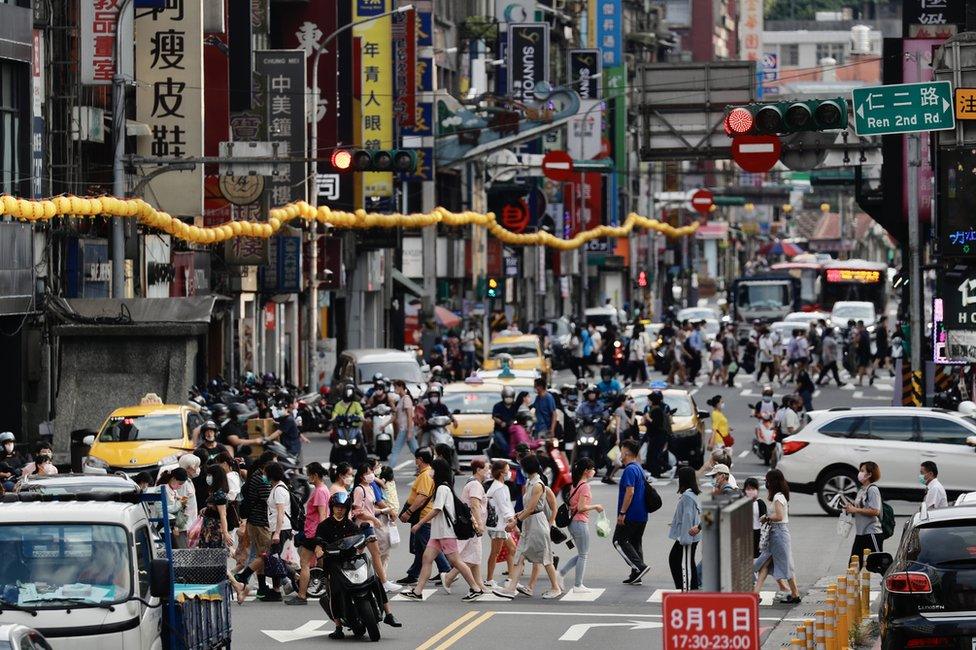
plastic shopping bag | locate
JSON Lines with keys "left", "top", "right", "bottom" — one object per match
{"left": 187, "top": 516, "right": 203, "bottom": 548}
{"left": 836, "top": 512, "right": 855, "bottom": 538}
{"left": 388, "top": 522, "right": 401, "bottom": 548}
{"left": 596, "top": 512, "right": 611, "bottom": 538}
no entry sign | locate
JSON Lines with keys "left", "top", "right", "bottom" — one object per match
{"left": 732, "top": 134, "right": 781, "bottom": 173}
{"left": 663, "top": 592, "right": 760, "bottom": 650}
{"left": 689, "top": 189, "right": 714, "bottom": 215}
{"left": 542, "top": 150, "right": 575, "bottom": 182}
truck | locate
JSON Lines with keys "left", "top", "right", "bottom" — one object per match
{"left": 0, "top": 489, "right": 231, "bottom": 650}
{"left": 729, "top": 272, "right": 801, "bottom": 338}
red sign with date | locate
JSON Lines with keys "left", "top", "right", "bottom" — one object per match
{"left": 663, "top": 592, "right": 759, "bottom": 650}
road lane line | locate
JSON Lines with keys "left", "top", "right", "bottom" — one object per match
{"left": 560, "top": 587, "right": 605, "bottom": 602}
{"left": 395, "top": 459, "right": 415, "bottom": 471}
{"left": 415, "top": 611, "right": 479, "bottom": 650}
{"left": 433, "top": 611, "right": 495, "bottom": 649}
{"left": 738, "top": 450, "right": 750, "bottom": 458}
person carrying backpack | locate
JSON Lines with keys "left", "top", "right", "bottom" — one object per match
{"left": 400, "top": 458, "right": 486, "bottom": 602}
{"left": 614, "top": 439, "right": 650, "bottom": 585}
{"left": 845, "top": 460, "right": 885, "bottom": 567}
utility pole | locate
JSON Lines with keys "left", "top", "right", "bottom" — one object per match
{"left": 907, "top": 130, "right": 923, "bottom": 406}
{"left": 111, "top": 0, "right": 133, "bottom": 299}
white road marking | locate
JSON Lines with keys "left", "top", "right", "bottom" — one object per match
{"left": 394, "top": 459, "right": 415, "bottom": 471}
{"left": 559, "top": 620, "right": 662, "bottom": 641}
{"left": 560, "top": 588, "right": 605, "bottom": 602}
{"left": 648, "top": 589, "right": 778, "bottom": 606}
{"left": 262, "top": 620, "right": 331, "bottom": 643}
{"left": 853, "top": 391, "right": 864, "bottom": 399}
{"left": 738, "top": 450, "right": 750, "bottom": 458}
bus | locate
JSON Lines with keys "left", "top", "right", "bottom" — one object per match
{"left": 770, "top": 261, "right": 823, "bottom": 310}
{"left": 818, "top": 259, "right": 889, "bottom": 313}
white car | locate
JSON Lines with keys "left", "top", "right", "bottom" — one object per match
{"left": 776, "top": 406, "right": 976, "bottom": 515}
{"left": 677, "top": 307, "right": 720, "bottom": 323}
{"left": 829, "top": 301, "right": 877, "bottom": 331}
{"left": 784, "top": 311, "right": 829, "bottom": 326}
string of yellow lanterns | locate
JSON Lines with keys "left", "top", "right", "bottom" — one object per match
{"left": 0, "top": 195, "right": 699, "bottom": 250}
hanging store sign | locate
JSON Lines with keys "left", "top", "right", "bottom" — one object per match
{"left": 135, "top": 0, "right": 204, "bottom": 216}
{"left": 568, "top": 49, "right": 601, "bottom": 100}
{"left": 354, "top": 0, "right": 394, "bottom": 198}
{"left": 81, "top": 0, "right": 121, "bottom": 85}
{"left": 738, "top": 0, "right": 764, "bottom": 63}
{"left": 255, "top": 50, "right": 308, "bottom": 205}
{"left": 507, "top": 23, "right": 548, "bottom": 105}
{"left": 590, "top": 0, "right": 622, "bottom": 67}
{"left": 392, "top": 8, "right": 416, "bottom": 128}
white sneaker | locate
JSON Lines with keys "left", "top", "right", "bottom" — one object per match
{"left": 516, "top": 584, "right": 533, "bottom": 597}
{"left": 483, "top": 579, "right": 498, "bottom": 589}
{"left": 572, "top": 586, "right": 592, "bottom": 594}
{"left": 440, "top": 572, "right": 454, "bottom": 594}
{"left": 383, "top": 581, "right": 402, "bottom": 593}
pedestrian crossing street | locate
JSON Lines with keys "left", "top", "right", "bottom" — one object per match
{"left": 727, "top": 378, "right": 895, "bottom": 402}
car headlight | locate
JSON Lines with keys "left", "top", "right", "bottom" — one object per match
{"left": 84, "top": 455, "right": 109, "bottom": 470}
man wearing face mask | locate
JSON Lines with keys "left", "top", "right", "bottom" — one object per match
{"left": 269, "top": 395, "right": 311, "bottom": 461}
{"left": 753, "top": 386, "right": 777, "bottom": 420}
{"left": 920, "top": 461, "right": 948, "bottom": 509}
{"left": 212, "top": 404, "right": 245, "bottom": 451}
{"left": 0, "top": 432, "right": 24, "bottom": 489}
{"left": 196, "top": 420, "right": 230, "bottom": 462}
{"left": 491, "top": 386, "right": 520, "bottom": 458}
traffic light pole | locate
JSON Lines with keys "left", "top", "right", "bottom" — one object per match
{"left": 907, "top": 131, "right": 923, "bottom": 406}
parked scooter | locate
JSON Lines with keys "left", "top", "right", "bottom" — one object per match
{"left": 314, "top": 533, "right": 384, "bottom": 642}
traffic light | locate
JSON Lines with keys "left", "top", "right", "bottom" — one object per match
{"left": 330, "top": 148, "right": 417, "bottom": 173}
{"left": 487, "top": 277, "right": 500, "bottom": 300}
{"left": 723, "top": 97, "right": 848, "bottom": 136}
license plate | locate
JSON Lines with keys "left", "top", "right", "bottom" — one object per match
{"left": 458, "top": 441, "right": 477, "bottom": 451}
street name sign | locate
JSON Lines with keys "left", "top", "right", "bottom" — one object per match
{"left": 852, "top": 81, "right": 954, "bottom": 136}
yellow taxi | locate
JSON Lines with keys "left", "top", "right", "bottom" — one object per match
{"left": 626, "top": 385, "right": 708, "bottom": 466}
{"left": 83, "top": 396, "right": 203, "bottom": 476}
{"left": 482, "top": 334, "right": 551, "bottom": 376}
{"left": 442, "top": 372, "right": 537, "bottom": 463}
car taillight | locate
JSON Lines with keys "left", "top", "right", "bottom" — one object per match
{"left": 906, "top": 638, "right": 953, "bottom": 648}
{"left": 885, "top": 571, "right": 933, "bottom": 595}
{"left": 781, "top": 440, "right": 809, "bottom": 455}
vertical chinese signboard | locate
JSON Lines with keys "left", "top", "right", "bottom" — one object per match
{"left": 392, "top": 8, "right": 416, "bottom": 128}
{"left": 354, "top": 0, "right": 393, "bottom": 198}
{"left": 590, "top": 0, "right": 621, "bottom": 68}
{"left": 255, "top": 50, "right": 307, "bottom": 206}
{"left": 135, "top": 0, "right": 204, "bottom": 216}
{"left": 507, "top": 23, "right": 549, "bottom": 104}
{"left": 569, "top": 49, "right": 601, "bottom": 100}
{"left": 81, "top": 0, "right": 120, "bottom": 85}
{"left": 739, "top": 0, "right": 763, "bottom": 62}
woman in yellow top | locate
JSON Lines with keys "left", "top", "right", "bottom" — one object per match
{"left": 707, "top": 395, "right": 732, "bottom": 450}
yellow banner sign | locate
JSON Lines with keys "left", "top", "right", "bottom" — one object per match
{"left": 956, "top": 88, "right": 976, "bottom": 120}
{"left": 354, "top": 0, "right": 393, "bottom": 197}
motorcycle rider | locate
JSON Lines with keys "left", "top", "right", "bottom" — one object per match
{"left": 332, "top": 384, "right": 366, "bottom": 421}
{"left": 364, "top": 373, "right": 387, "bottom": 400}
{"left": 0, "top": 431, "right": 24, "bottom": 490}
{"left": 753, "top": 386, "right": 777, "bottom": 420}
{"left": 196, "top": 420, "right": 230, "bottom": 462}
{"left": 212, "top": 403, "right": 246, "bottom": 451}
{"left": 314, "top": 491, "right": 401, "bottom": 639}
{"left": 490, "top": 386, "right": 520, "bottom": 458}
{"left": 422, "top": 385, "right": 459, "bottom": 470}
{"left": 595, "top": 367, "right": 623, "bottom": 400}
{"left": 364, "top": 378, "right": 395, "bottom": 449}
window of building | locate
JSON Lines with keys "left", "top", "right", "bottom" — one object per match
{"left": 780, "top": 44, "right": 799, "bottom": 67}
{"left": 0, "top": 62, "right": 26, "bottom": 196}
{"left": 815, "top": 42, "right": 846, "bottom": 64}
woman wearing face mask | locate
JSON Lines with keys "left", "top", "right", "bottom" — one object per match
{"left": 351, "top": 463, "right": 401, "bottom": 593}
{"left": 559, "top": 458, "right": 603, "bottom": 592}
{"left": 390, "top": 380, "right": 418, "bottom": 463}
{"left": 23, "top": 443, "right": 58, "bottom": 477}
{"left": 753, "top": 469, "right": 800, "bottom": 604}
{"left": 199, "top": 465, "right": 236, "bottom": 550}
{"left": 329, "top": 462, "right": 354, "bottom": 496}
{"left": 286, "top": 462, "right": 330, "bottom": 605}
{"left": 707, "top": 396, "right": 732, "bottom": 451}
{"left": 844, "top": 461, "right": 883, "bottom": 566}
{"left": 442, "top": 457, "right": 489, "bottom": 593}
{"left": 668, "top": 466, "right": 702, "bottom": 591}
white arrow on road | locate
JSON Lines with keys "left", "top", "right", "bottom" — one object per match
{"left": 262, "top": 620, "right": 332, "bottom": 643}
{"left": 559, "top": 620, "right": 662, "bottom": 642}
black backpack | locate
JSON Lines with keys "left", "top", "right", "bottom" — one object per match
{"left": 643, "top": 471, "right": 663, "bottom": 514}
{"left": 443, "top": 487, "right": 475, "bottom": 540}
{"left": 278, "top": 483, "right": 306, "bottom": 535}
{"left": 483, "top": 480, "right": 498, "bottom": 528}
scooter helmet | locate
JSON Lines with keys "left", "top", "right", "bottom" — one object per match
{"left": 211, "top": 403, "right": 229, "bottom": 419}
{"left": 575, "top": 377, "right": 588, "bottom": 392}
{"left": 201, "top": 420, "right": 219, "bottom": 433}
{"left": 584, "top": 385, "right": 600, "bottom": 400}
{"left": 600, "top": 367, "right": 613, "bottom": 380}
{"left": 500, "top": 386, "right": 516, "bottom": 401}
{"left": 428, "top": 383, "right": 443, "bottom": 397}
{"left": 515, "top": 409, "right": 534, "bottom": 426}
{"left": 341, "top": 384, "right": 356, "bottom": 400}
{"left": 329, "top": 491, "right": 351, "bottom": 515}
{"left": 0, "top": 431, "right": 14, "bottom": 444}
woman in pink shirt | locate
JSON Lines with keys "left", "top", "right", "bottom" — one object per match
{"left": 351, "top": 463, "right": 400, "bottom": 593}
{"left": 287, "top": 462, "right": 330, "bottom": 605}
{"left": 558, "top": 458, "right": 603, "bottom": 593}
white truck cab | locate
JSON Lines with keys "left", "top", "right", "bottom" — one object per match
{"left": 0, "top": 497, "right": 166, "bottom": 650}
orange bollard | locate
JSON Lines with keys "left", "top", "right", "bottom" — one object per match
{"left": 814, "top": 610, "right": 827, "bottom": 650}
{"left": 848, "top": 569, "right": 861, "bottom": 627}
{"left": 824, "top": 595, "right": 837, "bottom": 650}
{"left": 860, "top": 566, "right": 871, "bottom": 620}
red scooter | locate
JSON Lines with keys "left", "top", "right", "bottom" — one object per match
{"left": 541, "top": 438, "right": 572, "bottom": 502}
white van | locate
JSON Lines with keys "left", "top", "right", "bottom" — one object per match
{"left": 0, "top": 495, "right": 168, "bottom": 649}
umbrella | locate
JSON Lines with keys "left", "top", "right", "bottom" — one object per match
{"left": 759, "top": 240, "right": 805, "bottom": 257}
{"left": 434, "top": 305, "right": 462, "bottom": 329}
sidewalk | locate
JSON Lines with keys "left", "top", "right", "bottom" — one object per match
{"left": 761, "top": 574, "right": 882, "bottom": 648}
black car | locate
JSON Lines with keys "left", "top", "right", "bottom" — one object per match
{"left": 867, "top": 502, "right": 976, "bottom": 650}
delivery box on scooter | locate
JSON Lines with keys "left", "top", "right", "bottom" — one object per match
{"left": 247, "top": 418, "right": 276, "bottom": 439}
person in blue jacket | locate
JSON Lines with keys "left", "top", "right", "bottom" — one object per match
{"left": 668, "top": 466, "right": 702, "bottom": 591}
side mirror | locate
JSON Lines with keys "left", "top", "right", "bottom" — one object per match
{"left": 967, "top": 435, "right": 976, "bottom": 449}
{"left": 82, "top": 435, "right": 95, "bottom": 447}
{"left": 698, "top": 410, "right": 709, "bottom": 419}
{"left": 865, "top": 552, "right": 893, "bottom": 575}
{"left": 149, "top": 558, "right": 172, "bottom": 599}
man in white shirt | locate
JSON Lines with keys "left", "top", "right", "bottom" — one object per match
{"left": 779, "top": 396, "right": 801, "bottom": 437}
{"left": 920, "top": 461, "right": 948, "bottom": 509}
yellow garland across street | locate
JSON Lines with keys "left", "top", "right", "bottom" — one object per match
{"left": 0, "top": 195, "right": 699, "bottom": 250}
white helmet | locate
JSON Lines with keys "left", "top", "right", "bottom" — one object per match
{"left": 0, "top": 431, "right": 14, "bottom": 444}
{"left": 959, "top": 401, "right": 976, "bottom": 417}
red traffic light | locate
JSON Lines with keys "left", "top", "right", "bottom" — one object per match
{"left": 331, "top": 149, "right": 352, "bottom": 171}
{"left": 724, "top": 107, "right": 754, "bottom": 135}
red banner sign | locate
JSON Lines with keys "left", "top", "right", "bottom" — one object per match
{"left": 663, "top": 592, "right": 759, "bottom": 650}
